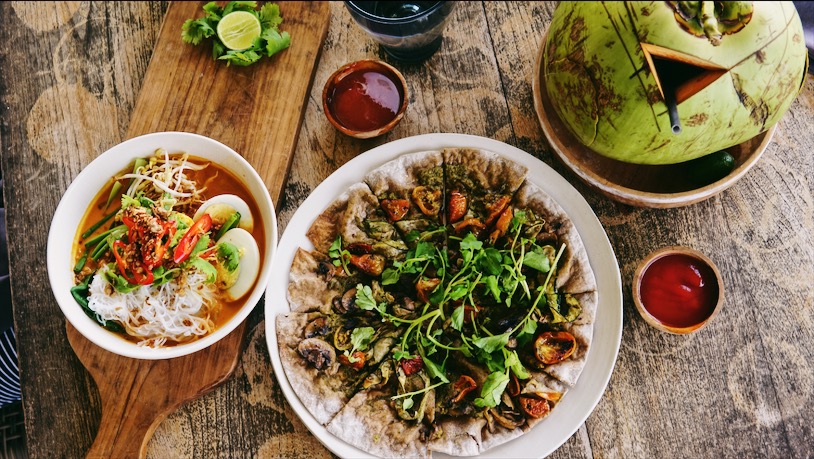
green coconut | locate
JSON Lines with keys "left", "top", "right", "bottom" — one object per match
{"left": 543, "top": 1, "right": 808, "bottom": 165}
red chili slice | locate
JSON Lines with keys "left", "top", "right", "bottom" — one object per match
{"left": 173, "top": 214, "right": 212, "bottom": 264}
{"left": 112, "top": 240, "right": 153, "bottom": 285}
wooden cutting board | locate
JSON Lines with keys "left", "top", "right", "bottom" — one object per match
{"left": 65, "top": 2, "right": 330, "bottom": 457}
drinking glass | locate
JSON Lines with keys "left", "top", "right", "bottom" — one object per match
{"left": 345, "top": 1, "right": 457, "bottom": 63}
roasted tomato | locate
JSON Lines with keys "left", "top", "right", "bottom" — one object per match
{"left": 487, "top": 205, "right": 514, "bottom": 245}
{"left": 412, "top": 186, "right": 442, "bottom": 216}
{"left": 415, "top": 277, "right": 441, "bottom": 303}
{"left": 381, "top": 199, "right": 411, "bottom": 222}
{"left": 451, "top": 375, "right": 477, "bottom": 403}
{"left": 533, "top": 331, "right": 577, "bottom": 365}
{"left": 339, "top": 351, "right": 366, "bottom": 370}
{"left": 349, "top": 253, "right": 386, "bottom": 276}
{"left": 484, "top": 195, "right": 511, "bottom": 226}
{"left": 400, "top": 356, "right": 424, "bottom": 375}
{"left": 518, "top": 395, "right": 551, "bottom": 419}
{"left": 447, "top": 190, "right": 468, "bottom": 223}
{"left": 452, "top": 217, "right": 486, "bottom": 237}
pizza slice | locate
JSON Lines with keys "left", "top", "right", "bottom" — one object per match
{"left": 325, "top": 352, "right": 438, "bottom": 459}
{"left": 276, "top": 304, "right": 404, "bottom": 426}
{"left": 287, "top": 248, "right": 359, "bottom": 314}
{"left": 306, "top": 182, "right": 409, "bottom": 263}
{"left": 428, "top": 354, "right": 569, "bottom": 456}
{"left": 509, "top": 180, "right": 597, "bottom": 294}
{"left": 442, "top": 147, "right": 528, "bottom": 241}
{"left": 364, "top": 150, "right": 446, "bottom": 246}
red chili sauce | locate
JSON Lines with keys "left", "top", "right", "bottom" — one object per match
{"left": 639, "top": 254, "right": 718, "bottom": 328}
{"left": 328, "top": 70, "right": 402, "bottom": 132}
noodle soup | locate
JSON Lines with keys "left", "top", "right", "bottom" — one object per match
{"left": 72, "top": 149, "right": 265, "bottom": 348}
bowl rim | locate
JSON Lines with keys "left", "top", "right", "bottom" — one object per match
{"left": 631, "top": 245, "right": 724, "bottom": 334}
{"left": 47, "top": 131, "right": 277, "bottom": 360}
{"left": 321, "top": 59, "right": 409, "bottom": 139}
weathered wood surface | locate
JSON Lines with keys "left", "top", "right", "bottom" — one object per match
{"left": 1, "top": 2, "right": 813, "bottom": 458}
{"left": 59, "top": 1, "right": 328, "bottom": 457}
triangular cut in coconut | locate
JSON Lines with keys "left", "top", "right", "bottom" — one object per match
{"left": 640, "top": 43, "right": 728, "bottom": 105}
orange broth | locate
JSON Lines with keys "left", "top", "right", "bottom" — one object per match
{"left": 73, "top": 154, "right": 266, "bottom": 344}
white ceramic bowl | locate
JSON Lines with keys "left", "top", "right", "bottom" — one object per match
{"left": 47, "top": 132, "right": 277, "bottom": 359}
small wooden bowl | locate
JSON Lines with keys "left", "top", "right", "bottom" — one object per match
{"left": 532, "top": 29, "right": 775, "bottom": 208}
{"left": 322, "top": 59, "right": 408, "bottom": 139}
{"left": 632, "top": 246, "right": 724, "bottom": 334}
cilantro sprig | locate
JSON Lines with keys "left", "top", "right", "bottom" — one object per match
{"left": 181, "top": 1, "right": 291, "bottom": 66}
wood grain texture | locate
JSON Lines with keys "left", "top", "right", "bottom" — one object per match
{"left": 62, "top": 1, "right": 328, "bottom": 457}
{"left": 2, "top": 1, "right": 814, "bottom": 458}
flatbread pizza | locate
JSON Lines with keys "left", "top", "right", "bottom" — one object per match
{"left": 277, "top": 148, "right": 598, "bottom": 457}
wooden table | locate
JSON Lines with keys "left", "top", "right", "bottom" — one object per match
{"left": 2, "top": 2, "right": 813, "bottom": 458}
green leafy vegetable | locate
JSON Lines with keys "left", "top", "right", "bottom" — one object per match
{"left": 181, "top": 1, "right": 291, "bottom": 67}
{"left": 217, "top": 242, "right": 241, "bottom": 272}
{"left": 474, "top": 371, "right": 510, "bottom": 408}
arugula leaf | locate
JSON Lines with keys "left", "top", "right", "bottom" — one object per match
{"left": 451, "top": 305, "right": 465, "bottom": 331}
{"left": 421, "top": 353, "right": 450, "bottom": 383}
{"left": 381, "top": 266, "right": 400, "bottom": 286}
{"left": 473, "top": 371, "right": 510, "bottom": 408}
{"left": 472, "top": 332, "right": 511, "bottom": 354}
{"left": 523, "top": 248, "right": 551, "bottom": 273}
{"left": 483, "top": 275, "right": 501, "bottom": 301}
{"left": 504, "top": 349, "right": 530, "bottom": 380}
{"left": 478, "top": 247, "right": 503, "bottom": 276}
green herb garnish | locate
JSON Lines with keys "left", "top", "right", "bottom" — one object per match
{"left": 181, "top": 1, "right": 291, "bottom": 67}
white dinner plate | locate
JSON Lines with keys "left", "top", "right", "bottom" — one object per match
{"left": 265, "top": 133, "right": 622, "bottom": 458}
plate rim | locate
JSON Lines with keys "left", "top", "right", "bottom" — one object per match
{"left": 265, "top": 133, "right": 622, "bottom": 458}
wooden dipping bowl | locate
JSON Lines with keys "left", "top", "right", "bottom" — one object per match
{"left": 322, "top": 59, "right": 409, "bottom": 139}
{"left": 531, "top": 30, "right": 775, "bottom": 208}
{"left": 632, "top": 246, "right": 724, "bottom": 334}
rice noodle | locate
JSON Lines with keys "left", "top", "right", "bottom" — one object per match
{"left": 87, "top": 265, "right": 220, "bottom": 347}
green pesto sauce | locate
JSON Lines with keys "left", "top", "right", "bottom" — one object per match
{"left": 444, "top": 163, "right": 475, "bottom": 190}
{"left": 417, "top": 166, "right": 444, "bottom": 188}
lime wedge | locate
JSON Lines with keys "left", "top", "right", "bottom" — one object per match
{"left": 217, "top": 11, "right": 261, "bottom": 51}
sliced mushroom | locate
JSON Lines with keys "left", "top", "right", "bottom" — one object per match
{"left": 534, "top": 331, "right": 577, "bottom": 365}
{"left": 334, "top": 287, "right": 358, "bottom": 315}
{"left": 297, "top": 338, "right": 336, "bottom": 371}
{"left": 488, "top": 407, "right": 526, "bottom": 430}
{"left": 304, "top": 316, "right": 330, "bottom": 338}
{"left": 363, "top": 360, "right": 394, "bottom": 390}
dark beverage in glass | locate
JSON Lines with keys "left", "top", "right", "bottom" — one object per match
{"left": 345, "top": 2, "right": 457, "bottom": 63}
